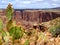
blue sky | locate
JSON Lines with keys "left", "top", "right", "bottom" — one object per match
{"left": 0, "top": 0, "right": 60, "bottom": 9}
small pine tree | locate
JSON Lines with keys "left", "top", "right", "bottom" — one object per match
{"left": 6, "top": 3, "right": 15, "bottom": 31}
{"left": 6, "top": 3, "right": 14, "bottom": 21}
{"left": 0, "top": 19, "right": 3, "bottom": 31}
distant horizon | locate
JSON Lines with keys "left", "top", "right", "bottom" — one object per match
{"left": 0, "top": 7, "right": 60, "bottom": 10}
{"left": 0, "top": 5, "right": 60, "bottom": 9}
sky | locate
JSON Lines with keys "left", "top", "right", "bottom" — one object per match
{"left": 0, "top": 0, "right": 60, "bottom": 9}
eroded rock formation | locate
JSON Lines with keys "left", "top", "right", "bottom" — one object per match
{"left": 0, "top": 9, "right": 60, "bottom": 29}
{"left": 14, "top": 10, "right": 60, "bottom": 23}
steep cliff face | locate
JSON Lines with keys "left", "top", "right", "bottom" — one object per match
{"left": 23, "top": 11, "right": 39, "bottom": 22}
{"left": 0, "top": 10, "right": 60, "bottom": 24}
{"left": 0, "top": 9, "right": 60, "bottom": 29}
{"left": 14, "top": 10, "right": 60, "bottom": 24}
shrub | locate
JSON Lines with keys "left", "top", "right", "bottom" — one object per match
{"left": 6, "top": 20, "right": 13, "bottom": 31}
{"left": 6, "top": 4, "right": 14, "bottom": 21}
{"left": 38, "top": 32, "right": 47, "bottom": 42}
{"left": 0, "top": 19, "right": 3, "bottom": 31}
{"left": 24, "top": 39, "right": 30, "bottom": 45}
{"left": 49, "top": 24, "right": 60, "bottom": 37}
{"left": 1, "top": 30, "right": 10, "bottom": 42}
{"left": 6, "top": 20, "right": 16, "bottom": 31}
{"left": 9, "top": 26, "right": 24, "bottom": 40}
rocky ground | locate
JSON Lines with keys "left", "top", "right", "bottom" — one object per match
{"left": 0, "top": 17, "right": 60, "bottom": 45}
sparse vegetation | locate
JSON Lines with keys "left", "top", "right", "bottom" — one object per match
{"left": 24, "top": 39, "right": 30, "bottom": 45}
{"left": 6, "top": 3, "right": 14, "bottom": 21}
{"left": 9, "top": 26, "right": 24, "bottom": 40}
{"left": 49, "top": 24, "right": 60, "bottom": 37}
{"left": 1, "top": 17, "right": 60, "bottom": 45}
{"left": 0, "top": 19, "right": 3, "bottom": 31}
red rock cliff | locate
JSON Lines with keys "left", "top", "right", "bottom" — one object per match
{"left": 0, "top": 10, "right": 60, "bottom": 24}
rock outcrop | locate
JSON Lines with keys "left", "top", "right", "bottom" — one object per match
{"left": 0, "top": 9, "right": 60, "bottom": 29}
{"left": 14, "top": 10, "right": 60, "bottom": 23}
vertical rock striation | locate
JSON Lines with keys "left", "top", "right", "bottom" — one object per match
{"left": 0, "top": 9, "right": 60, "bottom": 24}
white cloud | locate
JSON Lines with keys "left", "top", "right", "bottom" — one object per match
{"left": 15, "top": 0, "right": 20, "bottom": 2}
{"left": 52, "top": 0, "right": 59, "bottom": 2}
{"left": 52, "top": 3, "right": 57, "bottom": 6}
{"left": 1, "top": 0, "right": 8, "bottom": 3}
{"left": 11, "top": 0, "right": 32, "bottom": 5}
{"left": 21, "top": 1, "right": 32, "bottom": 4}
{"left": 32, "top": 0, "right": 44, "bottom": 1}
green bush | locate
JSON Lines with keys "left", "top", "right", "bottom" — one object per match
{"left": 0, "top": 30, "right": 9, "bottom": 42}
{"left": 24, "top": 39, "right": 30, "bottom": 45}
{"left": 38, "top": 32, "right": 47, "bottom": 42}
{"left": 0, "top": 19, "right": 3, "bottom": 31}
{"left": 6, "top": 20, "right": 16, "bottom": 31}
{"left": 6, "top": 4, "right": 14, "bottom": 21}
{"left": 49, "top": 24, "right": 60, "bottom": 37}
{"left": 9, "top": 26, "right": 24, "bottom": 40}
{"left": 6, "top": 20, "right": 13, "bottom": 30}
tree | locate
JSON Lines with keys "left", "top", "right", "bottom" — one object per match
{"left": 0, "top": 19, "right": 3, "bottom": 31}
{"left": 6, "top": 3, "right": 14, "bottom": 21}
{"left": 6, "top": 4, "right": 15, "bottom": 31}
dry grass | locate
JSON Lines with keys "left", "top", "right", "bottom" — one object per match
{"left": 1, "top": 17, "right": 60, "bottom": 45}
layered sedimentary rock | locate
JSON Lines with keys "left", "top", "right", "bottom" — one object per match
{"left": 23, "top": 11, "right": 39, "bottom": 22}
{"left": 19, "top": 10, "right": 60, "bottom": 23}
{"left": 0, "top": 9, "right": 60, "bottom": 24}
{"left": 14, "top": 11, "right": 22, "bottom": 22}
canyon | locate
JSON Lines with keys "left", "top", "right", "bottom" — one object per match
{"left": 0, "top": 9, "right": 60, "bottom": 29}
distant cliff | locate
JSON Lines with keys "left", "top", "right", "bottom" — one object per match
{"left": 13, "top": 10, "right": 60, "bottom": 23}
{"left": 0, "top": 9, "right": 60, "bottom": 24}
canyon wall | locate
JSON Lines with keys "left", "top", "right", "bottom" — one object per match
{"left": 14, "top": 10, "right": 60, "bottom": 23}
{"left": 0, "top": 10, "right": 60, "bottom": 24}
